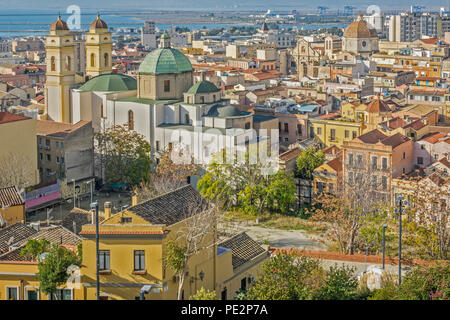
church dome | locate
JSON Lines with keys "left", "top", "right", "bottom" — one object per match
{"left": 186, "top": 81, "right": 220, "bottom": 94}
{"left": 78, "top": 73, "right": 137, "bottom": 92}
{"left": 50, "top": 16, "right": 69, "bottom": 32}
{"left": 206, "top": 104, "right": 251, "bottom": 118}
{"left": 138, "top": 48, "right": 193, "bottom": 75}
{"left": 90, "top": 14, "right": 108, "bottom": 31}
{"left": 344, "top": 14, "right": 375, "bottom": 38}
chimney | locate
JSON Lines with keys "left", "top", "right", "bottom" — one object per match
{"left": 132, "top": 195, "right": 138, "bottom": 206}
{"left": 104, "top": 201, "right": 112, "bottom": 220}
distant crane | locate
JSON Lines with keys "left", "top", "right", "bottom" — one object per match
{"left": 411, "top": 5, "right": 425, "bottom": 14}
{"left": 317, "top": 6, "right": 328, "bottom": 15}
{"left": 344, "top": 6, "right": 356, "bottom": 16}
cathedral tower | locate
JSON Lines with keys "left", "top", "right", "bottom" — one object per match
{"left": 45, "top": 15, "right": 75, "bottom": 122}
{"left": 85, "top": 15, "right": 112, "bottom": 78}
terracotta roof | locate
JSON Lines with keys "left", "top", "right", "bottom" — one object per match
{"left": 326, "top": 157, "right": 342, "bottom": 172}
{"left": 0, "top": 186, "right": 24, "bottom": 207}
{"left": 366, "top": 95, "right": 390, "bottom": 113}
{"left": 344, "top": 14, "right": 377, "bottom": 39}
{"left": 0, "top": 112, "right": 30, "bottom": 125}
{"left": 128, "top": 185, "right": 209, "bottom": 226}
{"left": 421, "top": 132, "right": 447, "bottom": 144}
{"left": 16, "top": 225, "right": 83, "bottom": 247}
{"left": 90, "top": 15, "right": 108, "bottom": 30}
{"left": 403, "top": 119, "right": 426, "bottom": 131}
{"left": 50, "top": 16, "right": 69, "bottom": 32}
{"left": 279, "top": 148, "right": 302, "bottom": 162}
{"left": 36, "top": 120, "right": 90, "bottom": 137}
{"left": 357, "top": 129, "right": 388, "bottom": 144}
{"left": 419, "top": 38, "right": 440, "bottom": 45}
{"left": 219, "top": 232, "right": 267, "bottom": 270}
{"left": 322, "top": 145, "right": 341, "bottom": 155}
{"left": 416, "top": 76, "right": 440, "bottom": 81}
{"left": 437, "top": 157, "right": 450, "bottom": 170}
{"left": 385, "top": 117, "right": 407, "bottom": 130}
{"left": 0, "top": 222, "right": 37, "bottom": 255}
{"left": 380, "top": 133, "right": 410, "bottom": 148}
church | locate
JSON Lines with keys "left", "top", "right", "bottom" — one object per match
{"left": 44, "top": 16, "right": 278, "bottom": 165}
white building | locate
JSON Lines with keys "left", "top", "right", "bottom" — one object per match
{"left": 141, "top": 21, "right": 157, "bottom": 50}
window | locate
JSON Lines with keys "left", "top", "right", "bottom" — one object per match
{"left": 221, "top": 288, "right": 227, "bottom": 300}
{"left": 372, "top": 156, "right": 378, "bottom": 170}
{"left": 99, "top": 250, "right": 110, "bottom": 271}
{"left": 402, "top": 152, "right": 406, "bottom": 159}
{"left": 51, "top": 289, "right": 72, "bottom": 300}
{"left": 348, "top": 153, "right": 354, "bottom": 166}
{"left": 128, "top": 110, "right": 134, "bottom": 130}
{"left": 25, "top": 289, "right": 38, "bottom": 300}
{"left": 382, "top": 157, "right": 388, "bottom": 170}
{"left": 316, "top": 182, "right": 324, "bottom": 194}
{"left": 121, "top": 217, "right": 132, "bottom": 223}
{"left": 402, "top": 168, "right": 406, "bottom": 174}
{"left": 297, "top": 124, "right": 302, "bottom": 136}
{"left": 200, "top": 96, "right": 205, "bottom": 103}
{"left": 382, "top": 176, "right": 388, "bottom": 190}
{"left": 164, "top": 80, "right": 170, "bottom": 92}
{"left": 104, "top": 53, "right": 109, "bottom": 67}
{"left": 330, "top": 129, "right": 336, "bottom": 141}
{"left": 245, "top": 122, "right": 250, "bottom": 129}
{"left": 348, "top": 172, "right": 354, "bottom": 184}
{"left": 39, "top": 153, "right": 43, "bottom": 160}
{"left": 61, "top": 142, "right": 64, "bottom": 149}
{"left": 240, "top": 278, "right": 247, "bottom": 291}
{"left": 46, "top": 154, "right": 51, "bottom": 162}
{"left": 6, "top": 287, "right": 18, "bottom": 300}
{"left": 284, "top": 123, "right": 289, "bottom": 133}
{"left": 185, "top": 113, "right": 190, "bottom": 124}
{"left": 345, "top": 130, "right": 349, "bottom": 139}
{"left": 317, "top": 127, "right": 322, "bottom": 135}
{"left": 168, "top": 143, "right": 173, "bottom": 150}
{"left": 417, "top": 157, "right": 423, "bottom": 165}
{"left": 357, "top": 154, "right": 363, "bottom": 167}
{"left": 352, "top": 131, "right": 357, "bottom": 139}
{"left": 156, "top": 141, "right": 160, "bottom": 151}
{"left": 100, "top": 104, "right": 104, "bottom": 118}
{"left": 56, "top": 156, "right": 59, "bottom": 164}
{"left": 371, "top": 175, "right": 377, "bottom": 189}
{"left": 90, "top": 53, "right": 95, "bottom": 67}
{"left": 61, "top": 157, "right": 65, "bottom": 164}
{"left": 50, "top": 56, "right": 56, "bottom": 71}
{"left": 134, "top": 250, "right": 145, "bottom": 271}
{"left": 66, "top": 56, "right": 71, "bottom": 71}
{"left": 56, "top": 141, "right": 59, "bottom": 148}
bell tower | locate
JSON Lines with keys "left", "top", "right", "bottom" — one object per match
{"left": 85, "top": 15, "right": 112, "bottom": 78}
{"left": 45, "top": 15, "right": 75, "bottom": 123}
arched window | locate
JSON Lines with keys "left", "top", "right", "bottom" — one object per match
{"left": 90, "top": 53, "right": 95, "bottom": 67}
{"left": 128, "top": 110, "right": 134, "bottom": 130}
{"left": 66, "top": 56, "right": 71, "bottom": 71}
{"left": 50, "top": 56, "right": 56, "bottom": 71}
{"left": 104, "top": 53, "right": 109, "bottom": 67}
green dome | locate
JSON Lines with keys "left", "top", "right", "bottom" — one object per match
{"left": 186, "top": 80, "right": 220, "bottom": 94}
{"left": 161, "top": 33, "right": 170, "bottom": 39}
{"left": 138, "top": 48, "right": 193, "bottom": 74}
{"left": 78, "top": 73, "right": 137, "bottom": 92}
{"left": 206, "top": 104, "right": 251, "bottom": 118}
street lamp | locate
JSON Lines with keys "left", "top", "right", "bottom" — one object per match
{"left": 394, "top": 194, "right": 408, "bottom": 289}
{"left": 382, "top": 224, "right": 387, "bottom": 269}
{"left": 85, "top": 179, "right": 95, "bottom": 205}
{"left": 90, "top": 201, "right": 100, "bottom": 300}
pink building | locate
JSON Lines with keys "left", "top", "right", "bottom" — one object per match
{"left": 414, "top": 132, "right": 450, "bottom": 168}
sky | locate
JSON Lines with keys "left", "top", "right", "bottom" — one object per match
{"left": 0, "top": 1, "right": 449, "bottom": 12}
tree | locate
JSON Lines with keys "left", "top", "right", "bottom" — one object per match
{"left": 403, "top": 171, "right": 449, "bottom": 260}
{"left": 310, "top": 165, "right": 390, "bottom": 255}
{"left": 198, "top": 149, "right": 295, "bottom": 215}
{"left": 134, "top": 146, "right": 200, "bottom": 203}
{"left": 95, "top": 124, "right": 152, "bottom": 186}
{"left": 21, "top": 240, "right": 81, "bottom": 299}
{"left": 164, "top": 201, "right": 218, "bottom": 300}
{"left": 189, "top": 287, "right": 217, "bottom": 300}
{"left": 295, "top": 147, "right": 325, "bottom": 180}
{"left": 245, "top": 251, "right": 326, "bottom": 300}
{"left": 0, "top": 152, "right": 37, "bottom": 190}
{"left": 314, "top": 264, "right": 359, "bottom": 300}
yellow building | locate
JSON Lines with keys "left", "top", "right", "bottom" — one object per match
{"left": 44, "top": 16, "right": 75, "bottom": 123}
{"left": 0, "top": 112, "right": 39, "bottom": 188}
{"left": 312, "top": 157, "right": 343, "bottom": 196}
{"left": 85, "top": 15, "right": 113, "bottom": 78}
{"left": 0, "top": 186, "right": 25, "bottom": 228}
{"left": 0, "top": 225, "right": 83, "bottom": 300}
{"left": 79, "top": 186, "right": 269, "bottom": 300}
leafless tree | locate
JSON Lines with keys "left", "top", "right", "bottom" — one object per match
{"left": 0, "top": 152, "right": 37, "bottom": 190}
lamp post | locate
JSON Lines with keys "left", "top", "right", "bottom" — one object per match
{"left": 71, "top": 179, "right": 76, "bottom": 209}
{"left": 90, "top": 201, "right": 100, "bottom": 300}
{"left": 86, "top": 179, "right": 94, "bottom": 205}
{"left": 394, "top": 194, "right": 408, "bottom": 289}
{"left": 382, "top": 224, "right": 387, "bottom": 270}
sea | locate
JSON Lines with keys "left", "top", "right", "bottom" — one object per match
{"left": 0, "top": 10, "right": 348, "bottom": 38}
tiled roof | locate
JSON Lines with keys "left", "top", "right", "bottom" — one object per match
{"left": 0, "top": 222, "right": 37, "bottom": 255}
{"left": 437, "top": 157, "right": 450, "bottom": 170}
{"left": 279, "top": 148, "right": 302, "bottom": 162}
{"left": 380, "top": 133, "right": 410, "bottom": 148}
{"left": 219, "top": 232, "right": 267, "bottom": 270}
{"left": 16, "top": 225, "right": 83, "bottom": 247}
{"left": 128, "top": 185, "right": 209, "bottom": 226}
{"left": 357, "top": 129, "right": 388, "bottom": 144}
{"left": 36, "top": 120, "right": 90, "bottom": 137}
{"left": 356, "top": 130, "right": 410, "bottom": 148}
{"left": 326, "top": 157, "right": 343, "bottom": 172}
{"left": 421, "top": 132, "right": 447, "bottom": 144}
{"left": 61, "top": 208, "right": 92, "bottom": 235}
{"left": 366, "top": 95, "right": 390, "bottom": 113}
{"left": 0, "top": 112, "right": 30, "bottom": 125}
{"left": 0, "top": 186, "right": 24, "bottom": 207}
{"left": 403, "top": 119, "right": 426, "bottom": 131}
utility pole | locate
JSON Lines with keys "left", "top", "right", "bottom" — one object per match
{"left": 90, "top": 201, "right": 100, "bottom": 300}
{"left": 382, "top": 224, "right": 387, "bottom": 270}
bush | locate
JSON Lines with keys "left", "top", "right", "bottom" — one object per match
{"left": 314, "top": 264, "right": 359, "bottom": 300}
{"left": 189, "top": 287, "right": 217, "bottom": 300}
